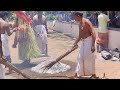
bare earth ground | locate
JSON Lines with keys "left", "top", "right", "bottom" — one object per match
{"left": 5, "top": 29, "right": 120, "bottom": 79}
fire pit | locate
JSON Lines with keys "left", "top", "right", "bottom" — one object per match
{"left": 31, "top": 60, "right": 71, "bottom": 74}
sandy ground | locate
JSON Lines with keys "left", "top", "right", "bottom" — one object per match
{"left": 4, "top": 29, "right": 120, "bottom": 79}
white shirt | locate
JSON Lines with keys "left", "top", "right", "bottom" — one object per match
{"left": 98, "top": 13, "right": 110, "bottom": 33}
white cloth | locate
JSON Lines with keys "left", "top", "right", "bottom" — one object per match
{"left": 0, "top": 64, "right": 5, "bottom": 79}
{"left": 1, "top": 34, "right": 10, "bottom": 56}
{"left": 75, "top": 36, "right": 96, "bottom": 76}
{"left": 34, "top": 25, "right": 47, "bottom": 54}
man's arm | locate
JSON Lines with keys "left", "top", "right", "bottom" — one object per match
{"left": 0, "top": 23, "right": 3, "bottom": 57}
{"left": 5, "top": 24, "right": 14, "bottom": 36}
{"left": 72, "top": 25, "right": 82, "bottom": 47}
{"left": 106, "top": 15, "right": 110, "bottom": 22}
{"left": 32, "top": 18, "right": 35, "bottom": 29}
{"left": 86, "top": 19, "right": 96, "bottom": 47}
{"left": 44, "top": 17, "right": 48, "bottom": 33}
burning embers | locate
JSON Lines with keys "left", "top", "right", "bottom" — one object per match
{"left": 31, "top": 60, "right": 71, "bottom": 74}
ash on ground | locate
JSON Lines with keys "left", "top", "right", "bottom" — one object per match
{"left": 31, "top": 60, "right": 71, "bottom": 74}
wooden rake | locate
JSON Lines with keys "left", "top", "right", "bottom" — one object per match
{"left": 41, "top": 45, "right": 78, "bottom": 73}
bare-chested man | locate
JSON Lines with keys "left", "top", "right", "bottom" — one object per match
{"left": 32, "top": 11, "right": 48, "bottom": 56}
{"left": 0, "top": 20, "right": 6, "bottom": 79}
{"left": 0, "top": 12, "right": 16, "bottom": 74}
{"left": 67, "top": 12, "right": 96, "bottom": 79}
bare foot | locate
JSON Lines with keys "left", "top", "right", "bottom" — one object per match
{"left": 8, "top": 68, "right": 15, "bottom": 74}
{"left": 66, "top": 73, "right": 79, "bottom": 79}
{"left": 89, "top": 74, "right": 99, "bottom": 79}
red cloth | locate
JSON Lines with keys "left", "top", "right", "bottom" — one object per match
{"left": 96, "top": 32, "right": 108, "bottom": 48}
{"left": 15, "top": 11, "right": 32, "bottom": 24}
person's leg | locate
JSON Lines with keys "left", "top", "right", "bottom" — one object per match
{"left": 83, "top": 36, "right": 96, "bottom": 78}
{"left": 104, "top": 33, "right": 108, "bottom": 49}
{"left": 75, "top": 51, "right": 84, "bottom": 77}
{"left": 6, "top": 55, "right": 11, "bottom": 63}
{"left": 67, "top": 45, "right": 84, "bottom": 79}
{"left": 0, "top": 64, "right": 6, "bottom": 79}
{"left": 97, "top": 44, "right": 102, "bottom": 53}
{"left": 42, "top": 43, "right": 48, "bottom": 55}
{"left": 96, "top": 33, "right": 103, "bottom": 52}
{"left": 1, "top": 37, "right": 12, "bottom": 73}
{"left": 5, "top": 55, "right": 13, "bottom": 74}
{"left": 12, "top": 31, "right": 18, "bottom": 48}
{"left": 46, "top": 44, "right": 48, "bottom": 55}
{"left": 36, "top": 36, "right": 43, "bottom": 54}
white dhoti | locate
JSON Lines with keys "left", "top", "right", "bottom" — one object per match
{"left": 0, "top": 64, "right": 5, "bottom": 79}
{"left": 75, "top": 36, "right": 96, "bottom": 76}
{"left": 34, "top": 25, "right": 48, "bottom": 54}
{"left": 1, "top": 34, "right": 11, "bottom": 62}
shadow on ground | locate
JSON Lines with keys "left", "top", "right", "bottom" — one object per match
{"left": 10, "top": 60, "right": 76, "bottom": 79}
{"left": 12, "top": 61, "right": 38, "bottom": 70}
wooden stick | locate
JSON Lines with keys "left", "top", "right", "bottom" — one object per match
{"left": 0, "top": 57, "right": 30, "bottom": 79}
{"left": 42, "top": 45, "right": 78, "bottom": 72}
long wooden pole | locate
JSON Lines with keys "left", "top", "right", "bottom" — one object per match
{"left": 0, "top": 57, "right": 30, "bottom": 79}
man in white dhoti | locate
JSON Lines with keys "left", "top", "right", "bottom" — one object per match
{"left": 0, "top": 36, "right": 5, "bottom": 79}
{"left": 0, "top": 12, "right": 16, "bottom": 74}
{"left": 0, "top": 64, "right": 5, "bottom": 79}
{"left": 32, "top": 11, "right": 48, "bottom": 56}
{"left": 67, "top": 12, "right": 96, "bottom": 79}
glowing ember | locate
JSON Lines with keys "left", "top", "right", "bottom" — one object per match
{"left": 31, "top": 60, "right": 71, "bottom": 74}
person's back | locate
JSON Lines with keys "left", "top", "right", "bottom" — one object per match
{"left": 33, "top": 15, "right": 46, "bottom": 25}
{"left": 32, "top": 12, "right": 48, "bottom": 55}
{"left": 33, "top": 14, "right": 48, "bottom": 33}
{"left": 98, "top": 13, "right": 109, "bottom": 33}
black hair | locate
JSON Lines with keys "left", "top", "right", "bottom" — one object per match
{"left": 94, "top": 12, "right": 97, "bottom": 15}
{"left": 74, "top": 12, "right": 83, "bottom": 17}
{"left": 93, "top": 12, "right": 98, "bottom": 17}
{"left": 101, "top": 11, "right": 107, "bottom": 15}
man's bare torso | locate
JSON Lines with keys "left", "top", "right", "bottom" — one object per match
{"left": 33, "top": 15, "right": 46, "bottom": 26}
{"left": 0, "top": 18, "right": 6, "bottom": 57}
{"left": 0, "top": 18, "right": 9, "bottom": 34}
{"left": 79, "top": 18, "right": 91, "bottom": 39}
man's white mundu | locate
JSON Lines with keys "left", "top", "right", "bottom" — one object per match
{"left": 1, "top": 34, "right": 10, "bottom": 57}
{"left": 0, "top": 64, "right": 5, "bottom": 79}
{"left": 34, "top": 25, "right": 47, "bottom": 54}
{"left": 75, "top": 36, "right": 96, "bottom": 77}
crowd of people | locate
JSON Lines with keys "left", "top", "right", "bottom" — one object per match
{"left": 87, "top": 11, "right": 120, "bottom": 28}
{"left": 86, "top": 12, "right": 98, "bottom": 26}
{"left": 52, "top": 11, "right": 120, "bottom": 28}
{"left": 109, "top": 11, "right": 120, "bottom": 28}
